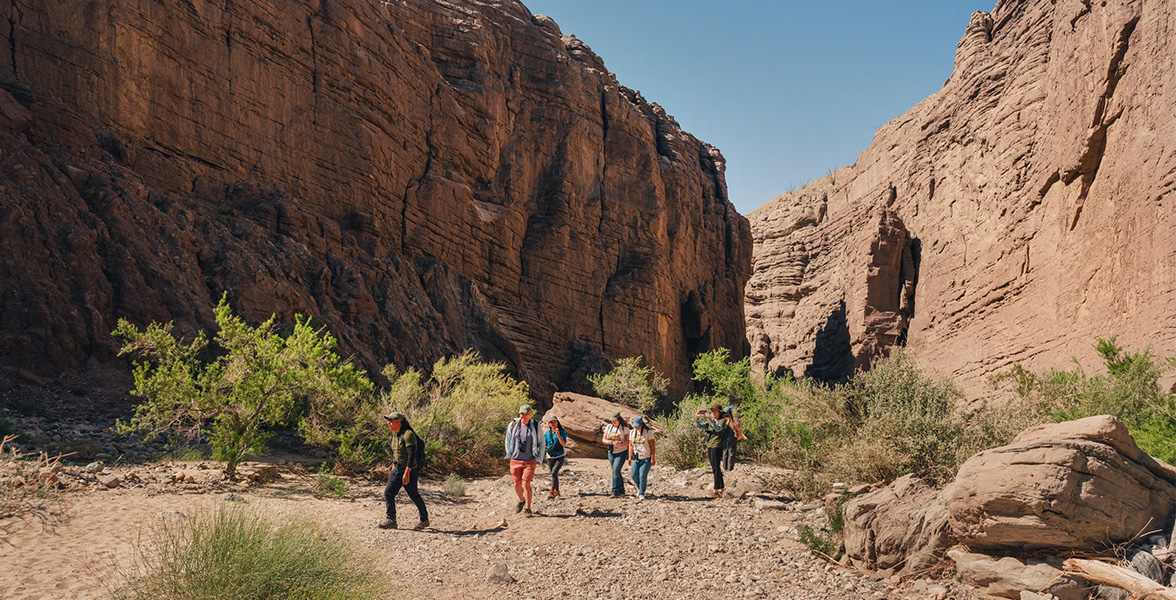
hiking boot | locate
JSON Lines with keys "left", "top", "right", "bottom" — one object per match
{"left": 523, "top": 508, "right": 533, "bottom": 517}
{"left": 412, "top": 519, "right": 430, "bottom": 530}
{"left": 516, "top": 500, "right": 525, "bottom": 513}
{"left": 378, "top": 518, "right": 397, "bottom": 530}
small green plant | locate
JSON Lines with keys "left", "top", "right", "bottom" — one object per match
{"left": 113, "top": 293, "right": 373, "bottom": 479}
{"left": 588, "top": 356, "right": 669, "bottom": 414}
{"left": 442, "top": 473, "right": 466, "bottom": 497}
{"left": 108, "top": 507, "right": 387, "bottom": 600}
{"left": 798, "top": 524, "right": 841, "bottom": 558}
{"left": 312, "top": 465, "right": 349, "bottom": 499}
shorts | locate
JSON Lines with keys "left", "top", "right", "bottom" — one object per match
{"left": 509, "top": 459, "right": 537, "bottom": 482}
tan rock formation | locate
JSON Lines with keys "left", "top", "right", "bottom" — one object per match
{"left": 842, "top": 474, "right": 950, "bottom": 578}
{"left": 0, "top": 0, "right": 751, "bottom": 405}
{"left": 544, "top": 392, "right": 664, "bottom": 459}
{"left": 942, "top": 415, "right": 1176, "bottom": 551}
{"left": 748, "top": 0, "right": 1176, "bottom": 393}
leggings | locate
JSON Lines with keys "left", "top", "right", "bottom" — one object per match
{"left": 384, "top": 466, "right": 428, "bottom": 522}
{"left": 707, "top": 447, "right": 725, "bottom": 491}
{"left": 547, "top": 456, "right": 565, "bottom": 491}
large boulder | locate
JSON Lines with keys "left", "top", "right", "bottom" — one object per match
{"left": 943, "top": 416, "right": 1176, "bottom": 551}
{"left": 946, "top": 550, "right": 1088, "bottom": 600}
{"left": 843, "top": 474, "right": 951, "bottom": 578}
{"left": 543, "top": 392, "right": 664, "bottom": 459}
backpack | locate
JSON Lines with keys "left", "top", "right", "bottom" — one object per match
{"left": 402, "top": 429, "right": 427, "bottom": 470}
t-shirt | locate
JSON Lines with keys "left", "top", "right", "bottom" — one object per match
{"left": 629, "top": 428, "right": 656, "bottom": 460}
{"left": 512, "top": 420, "right": 537, "bottom": 462}
{"left": 602, "top": 423, "right": 630, "bottom": 453}
{"left": 392, "top": 429, "right": 420, "bottom": 467}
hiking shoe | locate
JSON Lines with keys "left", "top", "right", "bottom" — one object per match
{"left": 636, "top": 495, "right": 645, "bottom": 501}
{"left": 523, "top": 508, "right": 533, "bottom": 517}
{"left": 516, "top": 500, "right": 525, "bottom": 513}
{"left": 412, "top": 520, "right": 430, "bottom": 530}
{"left": 378, "top": 518, "right": 397, "bottom": 530}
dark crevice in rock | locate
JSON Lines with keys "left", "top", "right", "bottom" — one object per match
{"left": 808, "top": 299, "right": 853, "bottom": 384}
{"left": 6, "top": 1, "right": 18, "bottom": 78}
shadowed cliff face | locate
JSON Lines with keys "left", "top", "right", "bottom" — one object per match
{"left": 0, "top": 0, "right": 751, "bottom": 406}
{"left": 748, "top": 0, "right": 1176, "bottom": 396}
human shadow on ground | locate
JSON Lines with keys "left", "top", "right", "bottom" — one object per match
{"left": 423, "top": 525, "right": 508, "bottom": 537}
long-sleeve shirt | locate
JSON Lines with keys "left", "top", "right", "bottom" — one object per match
{"left": 694, "top": 416, "right": 728, "bottom": 449}
{"left": 504, "top": 418, "right": 543, "bottom": 461}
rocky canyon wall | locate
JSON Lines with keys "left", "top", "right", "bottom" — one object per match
{"left": 747, "top": 0, "right": 1176, "bottom": 395}
{"left": 0, "top": 0, "right": 751, "bottom": 408}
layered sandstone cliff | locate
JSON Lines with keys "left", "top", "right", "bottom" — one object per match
{"left": 748, "top": 0, "right": 1176, "bottom": 393}
{"left": 0, "top": 0, "right": 751, "bottom": 406}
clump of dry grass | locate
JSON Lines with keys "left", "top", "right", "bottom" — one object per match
{"left": 0, "top": 434, "right": 69, "bottom": 541}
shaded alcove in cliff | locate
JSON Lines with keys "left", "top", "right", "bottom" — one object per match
{"left": 807, "top": 300, "right": 854, "bottom": 384}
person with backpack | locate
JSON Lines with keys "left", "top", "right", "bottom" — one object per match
{"left": 627, "top": 415, "right": 656, "bottom": 501}
{"left": 695, "top": 404, "right": 730, "bottom": 497}
{"left": 504, "top": 405, "right": 543, "bottom": 517}
{"left": 601, "top": 412, "right": 630, "bottom": 498}
{"left": 544, "top": 416, "right": 568, "bottom": 499}
{"left": 379, "top": 412, "right": 429, "bottom": 530}
{"left": 721, "top": 405, "right": 744, "bottom": 471}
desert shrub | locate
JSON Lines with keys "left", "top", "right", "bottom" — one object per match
{"left": 660, "top": 394, "right": 712, "bottom": 470}
{"left": 995, "top": 337, "right": 1176, "bottom": 462}
{"left": 0, "top": 435, "right": 68, "bottom": 539}
{"left": 312, "top": 464, "right": 349, "bottom": 499}
{"left": 114, "top": 294, "right": 373, "bottom": 478}
{"left": 588, "top": 356, "right": 668, "bottom": 414}
{"left": 689, "top": 349, "right": 788, "bottom": 455}
{"left": 109, "top": 507, "right": 387, "bottom": 600}
{"left": 393, "top": 351, "right": 528, "bottom": 477}
{"left": 762, "top": 350, "right": 1033, "bottom": 492}
{"left": 442, "top": 473, "right": 466, "bottom": 497}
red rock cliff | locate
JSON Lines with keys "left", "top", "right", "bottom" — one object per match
{"left": 747, "top": 0, "right": 1175, "bottom": 393}
{"left": 0, "top": 0, "right": 752, "bottom": 405}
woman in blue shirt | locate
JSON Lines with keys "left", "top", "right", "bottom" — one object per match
{"left": 544, "top": 417, "right": 568, "bottom": 499}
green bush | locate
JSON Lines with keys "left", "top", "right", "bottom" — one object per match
{"left": 689, "top": 349, "right": 788, "bottom": 456}
{"left": 761, "top": 350, "right": 1034, "bottom": 491}
{"left": 114, "top": 293, "right": 373, "bottom": 479}
{"left": 395, "top": 351, "right": 528, "bottom": 476}
{"left": 660, "top": 394, "right": 711, "bottom": 470}
{"left": 109, "top": 507, "right": 387, "bottom": 600}
{"left": 995, "top": 337, "right": 1176, "bottom": 462}
{"left": 588, "top": 356, "right": 668, "bottom": 414}
{"left": 312, "top": 464, "right": 349, "bottom": 499}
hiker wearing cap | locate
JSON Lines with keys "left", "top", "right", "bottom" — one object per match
{"left": 694, "top": 404, "right": 730, "bottom": 496}
{"left": 544, "top": 416, "right": 568, "bottom": 499}
{"left": 601, "top": 412, "right": 630, "bottom": 498}
{"left": 379, "top": 412, "right": 429, "bottom": 530}
{"left": 627, "top": 415, "right": 656, "bottom": 501}
{"left": 504, "top": 405, "right": 543, "bottom": 516}
{"left": 721, "top": 405, "right": 745, "bottom": 471}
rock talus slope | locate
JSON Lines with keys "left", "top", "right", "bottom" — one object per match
{"left": 747, "top": 0, "right": 1176, "bottom": 392}
{"left": 0, "top": 0, "right": 751, "bottom": 403}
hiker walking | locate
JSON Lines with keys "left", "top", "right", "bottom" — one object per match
{"left": 695, "top": 404, "right": 729, "bottom": 496}
{"left": 379, "top": 412, "right": 429, "bottom": 530}
{"left": 544, "top": 416, "right": 568, "bottom": 499}
{"left": 505, "top": 405, "right": 543, "bottom": 517}
{"left": 627, "top": 415, "right": 656, "bottom": 501}
{"left": 602, "top": 411, "right": 630, "bottom": 498}
{"left": 721, "top": 405, "right": 745, "bottom": 471}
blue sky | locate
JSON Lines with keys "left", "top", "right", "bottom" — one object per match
{"left": 521, "top": 0, "right": 993, "bottom": 214}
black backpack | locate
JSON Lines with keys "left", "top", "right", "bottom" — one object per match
{"left": 402, "top": 429, "right": 427, "bottom": 470}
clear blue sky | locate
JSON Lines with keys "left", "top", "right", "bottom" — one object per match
{"left": 521, "top": 0, "right": 993, "bottom": 214}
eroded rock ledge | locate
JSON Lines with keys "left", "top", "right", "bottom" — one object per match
{"left": 0, "top": 0, "right": 752, "bottom": 405}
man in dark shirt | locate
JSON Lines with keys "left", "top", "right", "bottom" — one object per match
{"left": 379, "top": 412, "right": 429, "bottom": 530}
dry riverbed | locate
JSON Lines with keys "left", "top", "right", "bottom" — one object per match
{"left": 1, "top": 457, "right": 977, "bottom": 600}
